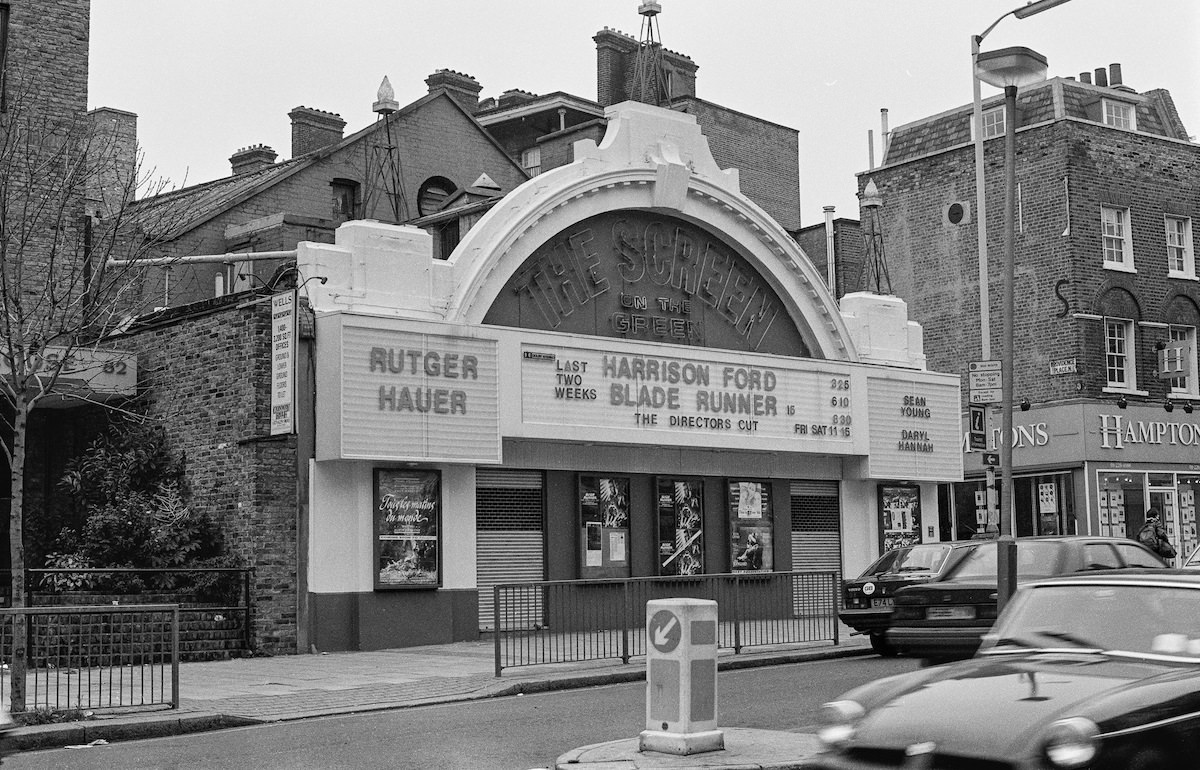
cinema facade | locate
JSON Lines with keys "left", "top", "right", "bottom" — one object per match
{"left": 294, "top": 102, "right": 963, "bottom": 650}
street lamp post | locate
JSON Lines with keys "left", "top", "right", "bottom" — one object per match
{"left": 975, "top": 45, "right": 1048, "bottom": 612}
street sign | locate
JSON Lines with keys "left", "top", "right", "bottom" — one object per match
{"left": 968, "top": 361, "right": 1003, "bottom": 404}
{"left": 969, "top": 403, "right": 987, "bottom": 450}
{"left": 982, "top": 452, "right": 1000, "bottom": 467}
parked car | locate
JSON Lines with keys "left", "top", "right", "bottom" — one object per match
{"left": 839, "top": 541, "right": 981, "bottom": 656}
{"left": 885, "top": 535, "right": 1167, "bottom": 662}
{"left": 806, "top": 570, "right": 1200, "bottom": 769}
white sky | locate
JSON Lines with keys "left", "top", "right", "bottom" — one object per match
{"left": 88, "top": 0, "right": 1199, "bottom": 228}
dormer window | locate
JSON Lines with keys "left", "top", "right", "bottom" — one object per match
{"left": 1103, "top": 99, "right": 1136, "bottom": 130}
{"left": 331, "top": 179, "right": 359, "bottom": 221}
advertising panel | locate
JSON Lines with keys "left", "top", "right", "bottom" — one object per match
{"left": 270, "top": 290, "right": 296, "bottom": 436}
{"left": 657, "top": 478, "right": 705, "bottom": 576}
{"left": 579, "top": 475, "right": 631, "bottom": 579}
{"left": 373, "top": 469, "right": 441, "bottom": 589}
{"left": 879, "top": 484, "right": 921, "bottom": 552}
{"left": 728, "top": 480, "right": 773, "bottom": 572}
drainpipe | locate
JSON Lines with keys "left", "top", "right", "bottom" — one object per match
{"left": 824, "top": 206, "right": 836, "bottom": 297}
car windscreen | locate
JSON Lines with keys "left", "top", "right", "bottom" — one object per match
{"left": 991, "top": 583, "right": 1200, "bottom": 658}
{"left": 859, "top": 549, "right": 901, "bottom": 577}
{"left": 945, "top": 541, "right": 1063, "bottom": 580}
{"left": 889, "top": 544, "right": 953, "bottom": 573}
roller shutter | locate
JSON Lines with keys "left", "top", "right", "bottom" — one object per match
{"left": 476, "top": 470, "right": 544, "bottom": 631}
{"left": 790, "top": 481, "right": 842, "bottom": 596}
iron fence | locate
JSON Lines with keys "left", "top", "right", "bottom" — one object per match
{"left": 3, "top": 568, "right": 255, "bottom": 657}
{"left": 0, "top": 604, "right": 179, "bottom": 713}
{"left": 493, "top": 571, "right": 838, "bottom": 676}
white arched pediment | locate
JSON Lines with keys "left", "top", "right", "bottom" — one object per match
{"left": 444, "top": 101, "right": 856, "bottom": 362}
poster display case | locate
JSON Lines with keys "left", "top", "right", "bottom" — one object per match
{"left": 879, "top": 484, "right": 921, "bottom": 552}
{"left": 728, "top": 480, "right": 773, "bottom": 572}
{"left": 373, "top": 468, "right": 441, "bottom": 589}
{"left": 579, "top": 475, "right": 631, "bottom": 579}
{"left": 657, "top": 478, "right": 705, "bottom": 576}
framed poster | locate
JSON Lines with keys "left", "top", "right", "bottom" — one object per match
{"left": 657, "top": 478, "right": 705, "bottom": 576}
{"left": 373, "top": 468, "right": 441, "bottom": 589}
{"left": 879, "top": 484, "right": 921, "bottom": 552}
{"left": 579, "top": 475, "right": 631, "bottom": 579}
{"left": 728, "top": 480, "right": 773, "bottom": 572}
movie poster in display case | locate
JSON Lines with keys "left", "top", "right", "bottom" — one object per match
{"left": 657, "top": 478, "right": 704, "bottom": 576}
{"left": 728, "top": 480, "right": 773, "bottom": 572}
{"left": 373, "top": 469, "right": 441, "bottom": 589}
{"left": 879, "top": 484, "right": 921, "bottom": 552}
{"left": 579, "top": 475, "right": 631, "bottom": 579}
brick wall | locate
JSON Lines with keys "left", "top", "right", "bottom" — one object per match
{"left": 676, "top": 99, "right": 800, "bottom": 232}
{"left": 127, "top": 298, "right": 299, "bottom": 654}
{"left": 862, "top": 116, "right": 1200, "bottom": 408}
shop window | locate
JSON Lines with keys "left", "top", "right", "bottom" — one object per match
{"left": 656, "top": 478, "right": 704, "bottom": 576}
{"left": 1102, "top": 98, "right": 1136, "bottom": 130}
{"left": 1099, "top": 471, "right": 1146, "bottom": 539}
{"left": 1166, "top": 216, "right": 1195, "bottom": 278}
{"left": 1167, "top": 325, "right": 1197, "bottom": 395}
{"left": 1102, "top": 205, "right": 1134, "bottom": 270}
{"left": 578, "top": 475, "right": 630, "bottom": 579}
{"left": 1104, "top": 317, "right": 1136, "bottom": 390}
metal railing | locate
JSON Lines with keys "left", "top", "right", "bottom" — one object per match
{"left": 493, "top": 571, "right": 838, "bottom": 676}
{"left": 9, "top": 567, "right": 255, "bottom": 656}
{"left": 0, "top": 605, "right": 179, "bottom": 713}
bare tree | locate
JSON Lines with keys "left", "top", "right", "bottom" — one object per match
{"left": 0, "top": 75, "right": 178, "bottom": 712}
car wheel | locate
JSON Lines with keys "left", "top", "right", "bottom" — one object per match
{"left": 1126, "top": 747, "right": 1171, "bottom": 770}
{"left": 869, "top": 633, "right": 897, "bottom": 657}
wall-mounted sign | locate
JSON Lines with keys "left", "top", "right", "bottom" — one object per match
{"left": 520, "top": 343, "right": 856, "bottom": 452}
{"left": 1049, "top": 357, "right": 1078, "bottom": 376}
{"left": 657, "top": 478, "right": 705, "bottom": 576}
{"left": 319, "top": 317, "right": 500, "bottom": 463}
{"left": 867, "top": 376, "right": 963, "bottom": 480}
{"left": 373, "top": 468, "right": 440, "bottom": 589}
{"left": 728, "top": 480, "right": 773, "bottom": 572}
{"left": 270, "top": 290, "right": 296, "bottom": 435}
{"left": 1, "top": 346, "right": 137, "bottom": 399}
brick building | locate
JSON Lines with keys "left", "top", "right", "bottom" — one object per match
{"left": 859, "top": 62, "right": 1200, "bottom": 557}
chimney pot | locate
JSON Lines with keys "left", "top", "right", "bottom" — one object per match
{"left": 1109, "top": 63, "right": 1123, "bottom": 86}
{"left": 1080, "top": 71, "right": 1092, "bottom": 85}
{"left": 1094, "top": 67, "right": 1108, "bottom": 87}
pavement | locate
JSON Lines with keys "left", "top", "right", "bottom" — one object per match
{"left": 3, "top": 628, "right": 873, "bottom": 768}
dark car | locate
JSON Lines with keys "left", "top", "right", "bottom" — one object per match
{"left": 886, "top": 535, "right": 1166, "bottom": 662}
{"left": 839, "top": 541, "right": 981, "bottom": 656}
{"left": 806, "top": 570, "right": 1200, "bottom": 769}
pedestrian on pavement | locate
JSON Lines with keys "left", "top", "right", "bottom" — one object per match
{"left": 1136, "top": 508, "right": 1176, "bottom": 560}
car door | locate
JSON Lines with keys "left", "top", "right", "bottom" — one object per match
{"left": 1115, "top": 541, "right": 1170, "bottom": 568}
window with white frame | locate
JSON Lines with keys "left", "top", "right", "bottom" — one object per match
{"left": 1166, "top": 216, "right": 1195, "bottom": 278}
{"left": 1105, "top": 318, "right": 1136, "bottom": 389}
{"left": 1102, "top": 206, "right": 1134, "bottom": 269}
{"left": 982, "top": 106, "right": 1005, "bottom": 139}
{"left": 1103, "top": 99, "right": 1136, "bottom": 130}
{"left": 1167, "top": 324, "right": 1197, "bottom": 395}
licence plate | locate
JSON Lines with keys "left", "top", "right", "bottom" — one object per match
{"left": 870, "top": 598, "right": 894, "bottom": 608}
{"left": 926, "top": 606, "right": 975, "bottom": 620}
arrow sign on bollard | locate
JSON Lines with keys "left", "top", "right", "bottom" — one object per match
{"left": 649, "top": 610, "right": 681, "bottom": 653}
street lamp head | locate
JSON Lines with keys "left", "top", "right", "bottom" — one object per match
{"left": 975, "top": 46, "right": 1049, "bottom": 89}
{"left": 1013, "top": 0, "right": 1073, "bottom": 20}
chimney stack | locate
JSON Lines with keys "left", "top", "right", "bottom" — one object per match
{"left": 289, "top": 107, "right": 345, "bottom": 157}
{"left": 1094, "top": 67, "right": 1108, "bottom": 87}
{"left": 85, "top": 107, "right": 138, "bottom": 218}
{"left": 230, "top": 144, "right": 277, "bottom": 175}
{"left": 425, "top": 69, "right": 483, "bottom": 114}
